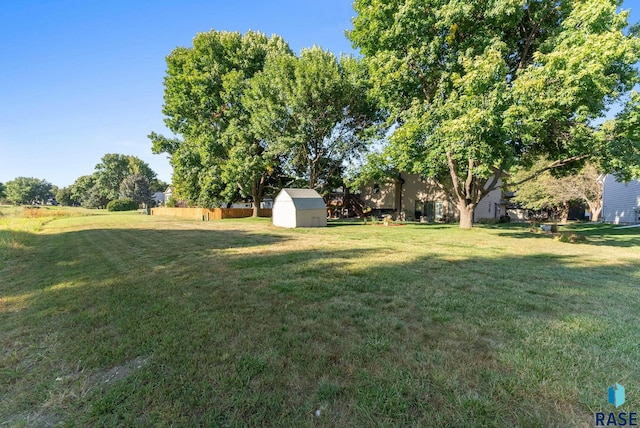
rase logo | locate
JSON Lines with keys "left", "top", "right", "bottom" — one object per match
{"left": 595, "top": 383, "right": 637, "bottom": 426}
{"left": 610, "top": 384, "right": 626, "bottom": 408}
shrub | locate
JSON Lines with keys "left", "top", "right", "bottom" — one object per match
{"left": 106, "top": 199, "right": 138, "bottom": 212}
{"left": 499, "top": 215, "right": 511, "bottom": 223}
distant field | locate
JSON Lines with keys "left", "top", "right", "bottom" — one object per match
{"left": 1, "top": 207, "right": 639, "bottom": 426}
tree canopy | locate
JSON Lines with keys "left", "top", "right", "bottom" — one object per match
{"left": 246, "top": 46, "right": 382, "bottom": 192}
{"left": 350, "top": 0, "right": 640, "bottom": 227}
{"left": 510, "top": 161, "right": 603, "bottom": 222}
{"left": 94, "top": 154, "right": 158, "bottom": 202}
{"left": 150, "top": 30, "right": 292, "bottom": 214}
{"left": 119, "top": 174, "right": 153, "bottom": 207}
{"left": 70, "top": 154, "right": 159, "bottom": 208}
{"left": 55, "top": 186, "right": 78, "bottom": 207}
{"left": 5, "top": 177, "right": 54, "bottom": 205}
{"left": 70, "top": 175, "right": 104, "bottom": 208}
{"left": 151, "top": 30, "right": 382, "bottom": 213}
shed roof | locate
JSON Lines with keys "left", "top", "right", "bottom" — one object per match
{"left": 277, "top": 188, "right": 326, "bottom": 210}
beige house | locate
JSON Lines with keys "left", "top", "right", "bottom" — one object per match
{"left": 359, "top": 173, "right": 504, "bottom": 222}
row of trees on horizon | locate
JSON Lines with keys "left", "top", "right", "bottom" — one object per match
{"left": 149, "top": 0, "right": 640, "bottom": 227}
{"left": 0, "top": 158, "right": 605, "bottom": 223}
{"left": 0, "top": 154, "right": 168, "bottom": 209}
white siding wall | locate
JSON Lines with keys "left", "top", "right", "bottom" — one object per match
{"left": 474, "top": 187, "right": 503, "bottom": 221}
{"left": 273, "top": 200, "right": 297, "bottom": 228}
{"left": 602, "top": 176, "right": 640, "bottom": 224}
{"left": 296, "top": 209, "right": 327, "bottom": 227}
{"left": 272, "top": 189, "right": 327, "bottom": 228}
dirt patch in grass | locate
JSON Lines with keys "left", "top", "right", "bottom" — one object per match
{"left": 93, "top": 356, "right": 150, "bottom": 385}
{"left": 3, "top": 410, "right": 61, "bottom": 428}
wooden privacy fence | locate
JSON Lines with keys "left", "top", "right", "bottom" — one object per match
{"left": 150, "top": 207, "right": 272, "bottom": 220}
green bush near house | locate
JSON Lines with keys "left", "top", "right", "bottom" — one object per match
{"left": 106, "top": 198, "right": 138, "bottom": 212}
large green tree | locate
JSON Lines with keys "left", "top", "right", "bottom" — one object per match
{"left": 350, "top": 0, "right": 640, "bottom": 228}
{"left": 55, "top": 186, "right": 78, "bottom": 207}
{"left": 68, "top": 154, "right": 158, "bottom": 208}
{"left": 0, "top": 182, "right": 5, "bottom": 201}
{"left": 598, "top": 91, "right": 640, "bottom": 181}
{"left": 119, "top": 174, "right": 153, "bottom": 207}
{"left": 5, "top": 177, "right": 54, "bottom": 205}
{"left": 510, "top": 161, "right": 603, "bottom": 222}
{"left": 150, "top": 30, "right": 291, "bottom": 216}
{"left": 246, "top": 46, "right": 381, "bottom": 192}
{"left": 94, "top": 153, "right": 158, "bottom": 203}
{"left": 70, "top": 175, "right": 105, "bottom": 208}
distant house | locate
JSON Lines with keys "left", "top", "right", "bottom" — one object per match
{"left": 230, "top": 199, "right": 272, "bottom": 209}
{"left": 230, "top": 202, "right": 253, "bottom": 209}
{"left": 272, "top": 188, "right": 327, "bottom": 228}
{"left": 152, "top": 192, "right": 165, "bottom": 206}
{"left": 358, "top": 173, "right": 505, "bottom": 222}
{"left": 163, "top": 186, "right": 173, "bottom": 203}
{"left": 601, "top": 175, "right": 640, "bottom": 224}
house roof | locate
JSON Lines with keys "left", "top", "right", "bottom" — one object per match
{"left": 276, "top": 188, "right": 326, "bottom": 210}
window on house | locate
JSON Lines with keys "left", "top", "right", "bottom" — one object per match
{"left": 424, "top": 201, "right": 434, "bottom": 220}
{"left": 423, "top": 201, "right": 444, "bottom": 221}
{"left": 415, "top": 201, "right": 423, "bottom": 219}
{"left": 434, "top": 201, "right": 444, "bottom": 219}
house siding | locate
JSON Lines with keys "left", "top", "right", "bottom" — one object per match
{"left": 474, "top": 187, "right": 503, "bottom": 222}
{"left": 360, "top": 182, "right": 396, "bottom": 211}
{"left": 359, "top": 173, "right": 503, "bottom": 222}
{"left": 602, "top": 175, "right": 640, "bottom": 224}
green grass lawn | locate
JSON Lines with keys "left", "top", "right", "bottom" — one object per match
{"left": 2, "top": 207, "right": 639, "bottom": 426}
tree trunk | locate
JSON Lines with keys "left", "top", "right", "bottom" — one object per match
{"left": 587, "top": 201, "right": 602, "bottom": 222}
{"left": 458, "top": 200, "right": 475, "bottom": 229}
{"left": 251, "top": 178, "right": 264, "bottom": 218}
{"left": 556, "top": 202, "right": 570, "bottom": 224}
{"left": 308, "top": 157, "right": 318, "bottom": 190}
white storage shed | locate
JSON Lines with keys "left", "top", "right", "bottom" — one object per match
{"left": 272, "top": 188, "right": 327, "bottom": 228}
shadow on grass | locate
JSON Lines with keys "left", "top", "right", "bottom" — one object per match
{"left": 2, "top": 223, "right": 639, "bottom": 426}
{"left": 493, "top": 222, "right": 640, "bottom": 248}
{"left": 327, "top": 220, "right": 459, "bottom": 230}
{"left": 0, "top": 228, "right": 287, "bottom": 298}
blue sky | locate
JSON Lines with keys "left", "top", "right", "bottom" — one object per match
{"left": 0, "top": 1, "right": 638, "bottom": 188}
{"left": 0, "top": 0, "right": 356, "bottom": 187}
